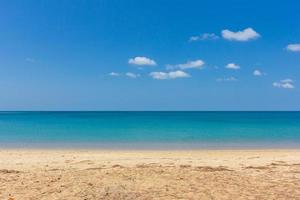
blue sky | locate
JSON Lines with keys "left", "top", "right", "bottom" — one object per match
{"left": 0, "top": 0, "right": 299, "bottom": 110}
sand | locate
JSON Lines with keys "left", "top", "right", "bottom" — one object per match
{"left": 0, "top": 149, "right": 300, "bottom": 200}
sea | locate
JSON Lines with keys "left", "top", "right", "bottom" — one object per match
{"left": 0, "top": 111, "right": 300, "bottom": 149}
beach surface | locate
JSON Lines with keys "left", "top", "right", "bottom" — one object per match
{"left": 1, "top": 149, "right": 300, "bottom": 200}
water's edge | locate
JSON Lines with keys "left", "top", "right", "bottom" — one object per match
{"left": 1, "top": 141, "right": 300, "bottom": 150}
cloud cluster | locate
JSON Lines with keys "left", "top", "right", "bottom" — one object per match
{"left": 273, "top": 79, "right": 295, "bottom": 89}
{"left": 221, "top": 28, "right": 260, "bottom": 42}
{"left": 149, "top": 70, "right": 190, "bottom": 80}
{"left": 128, "top": 56, "right": 156, "bottom": 66}
{"left": 107, "top": 27, "right": 298, "bottom": 88}
{"left": 286, "top": 44, "right": 300, "bottom": 52}
{"left": 225, "top": 63, "right": 240, "bottom": 70}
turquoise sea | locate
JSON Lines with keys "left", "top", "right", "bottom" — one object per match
{"left": 0, "top": 112, "right": 300, "bottom": 149}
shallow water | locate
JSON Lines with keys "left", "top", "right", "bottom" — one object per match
{"left": 0, "top": 111, "right": 300, "bottom": 149}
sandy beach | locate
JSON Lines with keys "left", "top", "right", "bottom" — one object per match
{"left": 0, "top": 149, "right": 300, "bottom": 200}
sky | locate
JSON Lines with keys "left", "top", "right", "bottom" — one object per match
{"left": 0, "top": 0, "right": 299, "bottom": 111}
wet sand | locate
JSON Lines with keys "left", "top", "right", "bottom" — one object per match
{"left": 1, "top": 149, "right": 300, "bottom": 199}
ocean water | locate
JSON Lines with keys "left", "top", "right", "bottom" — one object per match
{"left": 0, "top": 112, "right": 300, "bottom": 149}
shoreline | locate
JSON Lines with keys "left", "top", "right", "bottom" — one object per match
{"left": 1, "top": 147, "right": 300, "bottom": 151}
{"left": 1, "top": 140, "right": 300, "bottom": 150}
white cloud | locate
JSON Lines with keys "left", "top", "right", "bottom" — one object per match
{"left": 149, "top": 70, "right": 190, "bottom": 80}
{"left": 126, "top": 72, "right": 140, "bottom": 78}
{"left": 128, "top": 56, "right": 156, "bottom": 66}
{"left": 225, "top": 63, "right": 240, "bottom": 70}
{"left": 221, "top": 28, "right": 260, "bottom": 41}
{"left": 286, "top": 44, "right": 300, "bottom": 52}
{"left": 253, "top": 70, "right": 263, "bottom": 76}
{"left": 189, "top": 33, "right": 219, "bottom": 42}
{"left": 167, "top": 59, "right": 205, "bottom": 70}
{"left": 273, "top": 79, "right": 295, "bottom": 89}
{"left": 109, "top": 72, "right": 120, "bottom": 76}
{"left": 216, "top": 77, "right": 238, "bottom": 82}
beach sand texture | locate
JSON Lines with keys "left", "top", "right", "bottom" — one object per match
{"left": 1, "top": 150, "right": 300, "bottom": 200}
